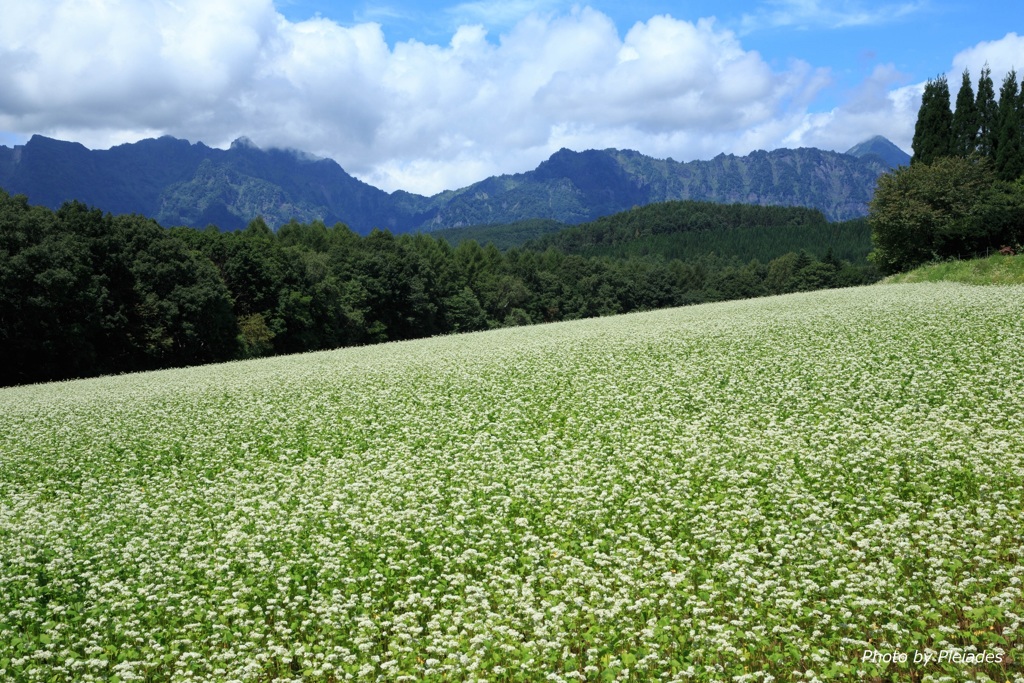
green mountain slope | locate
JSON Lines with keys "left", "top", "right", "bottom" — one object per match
{"left": 0, "top": 134, "right": 896, "bottom": 232}
{"left": 428, "top": 146, "right": 889, "bottom": 228}
{"left": 429, "top": 218, "right": 569, "bottom": 249}
{"left": 0, "top": 135, "right": 430, "bottom": 232}
{"left": 526, "top": 200, "right": 873, "bottom": 263}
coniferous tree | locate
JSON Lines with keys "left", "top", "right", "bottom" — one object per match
{"left": 976, "top": 65, "right": 999, "bottom": 159}
{"left": 995, "top": 69, "right": 1024, "bottom": 181}
{"left": 912, "top": 75, "right": 953, "bottom": 164}
{"left": 951, "top": 69, "right": 979, "bottom": 156}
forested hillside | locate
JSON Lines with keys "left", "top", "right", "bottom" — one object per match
{"left": 0, "top": 191, "right": 876, "bottom": 387}
{"left": 429, "top": 219, "right": 568, "bottom": 250}
{"left": 526, "top": 201, "right": 872, "bottom": 264}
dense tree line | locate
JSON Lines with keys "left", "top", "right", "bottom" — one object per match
{"left": 525, "top": 200, "right": 872, "bottom": 264}
{"left": 0, "top": 190, "right": 876, "bottom": 386}
{"left": 432, "top": 219, "right": 568, "bottom": 251}
{"left": 530, "top": 201, "right": 831, "bottom": 252}
{"left": 912, "top": 67, "right": 1024, "bottom": 177}
{"left": 871, "top": 68, "right": 1024, "bottom": 273}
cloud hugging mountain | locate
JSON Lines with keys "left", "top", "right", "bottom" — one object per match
{"left": 0, "top": 135, "right": 907, "bottom": 233}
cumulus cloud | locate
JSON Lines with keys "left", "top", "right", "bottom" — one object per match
{"left": 951, "top": 32, "right": 1024, "bottom": 81}
{"left": 0, "top": 0, "right": 279, "bottom": 144}
{"left": 0, "top": 0, "right": 940, "bottom": 194}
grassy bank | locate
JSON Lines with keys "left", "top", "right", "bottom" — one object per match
{"left": 884, "top": 252, "right": 1024, "bottom": 285}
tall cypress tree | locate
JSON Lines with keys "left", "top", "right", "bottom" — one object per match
{"left": 912, "top": 75, "right": 953, "bottom": 164}
{"left": 975, "top": 65, "right": 998, "bottom": 159}
{"left": 1018, "top": 72, "right": 1024, "bottom": 172}
{"left": 951, "top": 69, "right": 979, "bottom": 156}
{"left": 995, "top": 69, "right": 1023, "bottom": 180}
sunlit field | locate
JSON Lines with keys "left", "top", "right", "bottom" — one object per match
{"left": 2, "top": 283, "right": 1022, "bottom": 682}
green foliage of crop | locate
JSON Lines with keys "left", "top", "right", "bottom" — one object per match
{"left": 1, "top": 284, "right": 1023, "bottom": 682}
{"left": 884, "top": 253, "right": 1024, "bottom": 285}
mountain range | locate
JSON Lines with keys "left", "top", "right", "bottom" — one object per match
{"left": 0, "top": 134, "right": 909, "bottom": 232}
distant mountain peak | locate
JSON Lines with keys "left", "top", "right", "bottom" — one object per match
{"left": 230, "top": 136, "right": 259, "bottom": 150}
{"left": 853, "top": 135, "right": 890, "bottom": 146}
{"left": 845, "top": 136, "right": 910, "bottom": 169}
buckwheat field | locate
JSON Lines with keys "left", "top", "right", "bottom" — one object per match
{"left": 1, "top": 282, "right": 1022, "bottom": 683}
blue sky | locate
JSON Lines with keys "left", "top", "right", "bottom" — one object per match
{"left": 2, "top": 1, "right": 1022, "bottom": 194}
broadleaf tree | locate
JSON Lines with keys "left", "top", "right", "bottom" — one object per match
{"left": 869, "top": 156, "right": 1002, "bottom": 273}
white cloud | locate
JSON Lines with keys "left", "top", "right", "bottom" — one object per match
{"left": 0, "top": 0, "right": 935, "bottom": 195}
{"left": 782, "top": 64, "right": 919, "bottom": 154}
{"left": 0, "top": 0, "right": 279, "bottom": 137}
{"left": 951, "top": 32, "right": 1024, "bottom": 82}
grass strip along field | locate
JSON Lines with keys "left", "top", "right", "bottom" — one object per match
{"left": 884, "top": 254, "right": 1024, "bottom": 286}
{"left": 1, "top": 283, "right": 1023, "bottom": 682}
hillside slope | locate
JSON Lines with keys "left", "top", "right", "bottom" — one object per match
{"left": 525, "top": 200, "right": 873, "bottom": 264}
{"left": 883, "top": 253, "right": 1024, "bottom": 284}
{"left": 417, "top": 145, "right": 890, "bottom": 227}
{"left": 1, "top": 134, "right": 895, "bottom": 231}
{"left": 0, "top": 135, "right": 423, "bottom": 232}
{"left": 1, "top": 283, "right": 1021, "bottom": 681}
